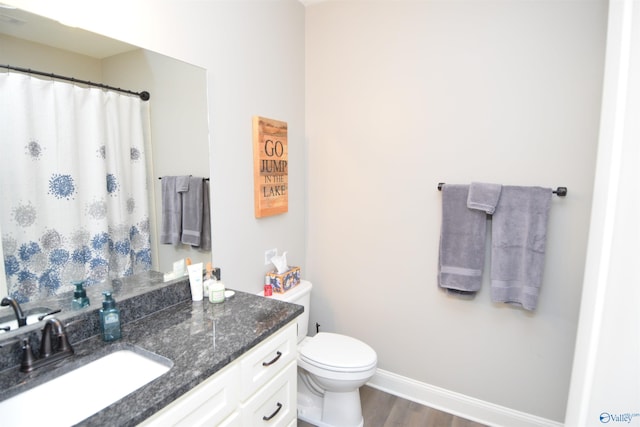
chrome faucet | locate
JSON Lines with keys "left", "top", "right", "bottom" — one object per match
{"left": 20, "top": 317, "right": 74, "bottom": 373}
{"left": 1, "top": 297, "right": 27, "bottom": 327}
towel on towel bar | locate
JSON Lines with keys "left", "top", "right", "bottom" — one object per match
{"left": 160, "top": 176, "right": 211, "bottom": 251}
{"left": 159, "top": 176, "right": 184, "bottom": 245}
{"left": 197, "top": 180, "right": 212, "bottom": 251}
{"left": 490, "top": 186, "right": 552, "bottom": 311}
{"left": 181, "top": 176, "right": 204, "bottom": 246}
{"left": 175, "top": 176, "right": 190, "bottom": 193}
{"left": 438, "top": 184, "right": 488, "bottom": 293}
{"left": 467, "top": 182, "right": 502, "bottom": 214}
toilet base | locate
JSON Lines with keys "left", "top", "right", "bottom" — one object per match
{"left": 298, "top": 396, "right": 364, "bottom": 427}
{"left": 297, "top": 373, "right": 365, "bottom": 427}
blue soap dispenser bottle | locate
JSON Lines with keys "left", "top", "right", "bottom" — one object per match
{"left": 99, "top": 291, "right": 121, "bottom": 342}
{"left": 71, "top": 281, "right": 90, "bottom": 309}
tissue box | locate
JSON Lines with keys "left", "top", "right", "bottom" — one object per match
{"left": 267, "top": 266, "right": 301, "bottom": 293}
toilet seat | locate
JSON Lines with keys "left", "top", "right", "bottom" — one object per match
{"left": 299, "top": 333, "right": 377, "bottom": 373}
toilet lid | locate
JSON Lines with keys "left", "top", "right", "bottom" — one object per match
{"left": 299, "top": 333, "right": 377, "bottom": 372}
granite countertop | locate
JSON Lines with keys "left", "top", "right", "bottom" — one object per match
{"left": 0, "top": 279, "right": 303, "bottom": 426}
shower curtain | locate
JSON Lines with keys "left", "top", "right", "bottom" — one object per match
{"left": 0, "top": 72, "right": 152, "bottom": 303}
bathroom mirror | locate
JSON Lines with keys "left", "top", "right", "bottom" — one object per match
{"left": 0, "top": 7, "right": 212, "bottom": 308}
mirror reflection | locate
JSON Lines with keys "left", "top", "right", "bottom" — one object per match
{"left": 0, "top": 8, "right": 211, "bottom": 318}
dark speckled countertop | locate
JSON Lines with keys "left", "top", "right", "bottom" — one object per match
{"left": 0, "top": 274, "right": 303, "bottom": 426}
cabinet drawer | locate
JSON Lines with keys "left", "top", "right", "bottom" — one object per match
{"left": 240, "top": 360, "right": 297, "bottom": 427}
{"left": 140, "top": 363, "right": 239, "bottom": 427}
{"left": 239, "top": 322, "right": 297, "bottom": 401}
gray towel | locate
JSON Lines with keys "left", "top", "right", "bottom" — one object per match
{"left": 181, "top": 177, "right": 204, "bottom": 246}
{"left": 438, "top": 184, "right": 488, "bottom": 293}
{"left": 198, "top": 180, "right": 211, "bottom": 252}
{"left": 467, "top": 182, "right": 502, "bottom": 214}
{"left": 491, "top": 186, "right": 552, "bottom": 311}
{"left": 176, "top": 176, "right": 190, "bottom": 193}
{"left": 160, "top": 176, "right": 182, "bottom": 245}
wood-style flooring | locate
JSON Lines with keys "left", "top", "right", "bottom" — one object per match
{"left": 298, "top": 385, "right": 488, "bottom": 427}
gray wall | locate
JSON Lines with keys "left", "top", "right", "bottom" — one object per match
{"left": 305, "top": 1, "right": 606, "bottom": 422}
{"left": 0, "top": 33, "right": 102, "bottom": 78}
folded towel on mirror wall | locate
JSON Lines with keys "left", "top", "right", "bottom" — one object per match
{"left": 160, "top": 176, "right": 211, "bottom": 252}
{"left": 181, "top": 176, "right": 204, "bottom": 246}
{"left": 467, "top": 182, "right": 502, "bottom": 214}
{"left": 490, "top": 186, "right": 552, "bottom": 311}
{"left": 160, "top": 176, "right": 182, "bottom": 245}
{"left": 438, "top": 184, "right": 488, "bottom": 294}
{"left": 198, "top": 180, "right": 212, "bottom": 251}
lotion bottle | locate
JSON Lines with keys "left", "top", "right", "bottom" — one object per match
{"left": 100, "top": 291, "right": 121, "bottom": 342}
{"left": 187, "top": 262, "right": 204, "bottom": 301}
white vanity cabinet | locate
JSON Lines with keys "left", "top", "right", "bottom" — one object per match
{"left": 140, "top": 321, "right": 298, "bottom": 427}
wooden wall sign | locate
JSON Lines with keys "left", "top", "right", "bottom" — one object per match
{"left": 253, "top": 116, "right": 288, "bottom": 218}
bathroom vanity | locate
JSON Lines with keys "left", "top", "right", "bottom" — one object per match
{"left": 0, "top": 274, "right": 303, "bottom": 426}
{"left": 141, "top": 322, "right": 298, "bottom": 426}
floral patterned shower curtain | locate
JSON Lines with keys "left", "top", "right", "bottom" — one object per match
{"left": 0, "top": 72, "right": 152, "bottom": 303}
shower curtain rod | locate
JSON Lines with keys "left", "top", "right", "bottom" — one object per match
{"left": 2, "top": 64, "right": 150, "bottom": 101}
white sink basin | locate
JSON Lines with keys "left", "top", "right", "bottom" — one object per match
{"left": 0, "top": 348, "right": 172, "bottom": 427}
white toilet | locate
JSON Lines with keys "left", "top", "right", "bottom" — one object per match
{"left": 267, "top": 280, "right": 377, "bottom": 427}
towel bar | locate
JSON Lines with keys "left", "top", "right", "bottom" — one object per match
{"left": 158, "top": 177, "right": 209, "bottom": 181}
{"left": 437, "top": 183, "right": 567, "bottom": 197}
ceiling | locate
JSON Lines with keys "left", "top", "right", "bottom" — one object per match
{"left": 0, "top": 6, "right": 137, "bottom": 59}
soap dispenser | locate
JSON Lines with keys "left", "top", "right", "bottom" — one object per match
{"left": 72, "top": 281, "right": 90, "bottom": 309}
{"left": 99, "top": 291, "right": 121, "bottom": 342}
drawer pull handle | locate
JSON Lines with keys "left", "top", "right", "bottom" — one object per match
{"left": 262, "top": 351, "right": 282, "bottom": 367}
{"left": 262, "top": 402, "right": 283, "bottom": 421}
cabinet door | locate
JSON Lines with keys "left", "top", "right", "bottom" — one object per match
{"left": 240, "top": 322, "right": 297, "bottom": 401}
{"left": 217, "top": 410, "right": 241, "bottom": 427}
{"left": 240, "top": 360, "right": 297, "bottom": 427}
{"left": 139, "top": 363, "right": 239, "bottom": 427}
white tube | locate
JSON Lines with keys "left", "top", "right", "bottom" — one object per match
{"left": 187, "top": 263, "right": 204, "bottom": 301}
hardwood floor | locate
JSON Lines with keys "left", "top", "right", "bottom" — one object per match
{"left": 298, "top": 385, "right": 488, "bottom": 427}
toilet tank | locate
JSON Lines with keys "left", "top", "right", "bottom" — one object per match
{"left": 268, "top": 280, "right": 312, "bottom": 343}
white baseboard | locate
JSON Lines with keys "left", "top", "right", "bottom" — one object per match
{"left": 367, "top": 369, "right": 563, "bottom": 427}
